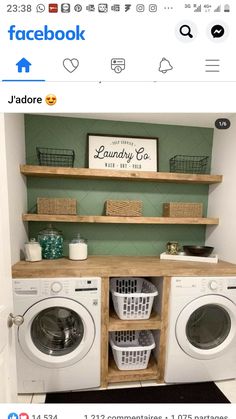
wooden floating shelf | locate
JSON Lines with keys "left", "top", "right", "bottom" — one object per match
{"left": 108, "top": 355, "right": 159, "bottom": 383}
{"left": 22, "top": 214, "right": 219, "bottom": 225}
{"left": 20, "top": 165, "right": 223, "bottom": 185}
{"left": 109, "top": 311, "right": 162, "bottom": 332}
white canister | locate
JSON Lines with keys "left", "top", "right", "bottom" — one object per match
{"left": 24, "top": 238, "right": 42, "bottom": 262}
{"left": 69, "top": 235, "right": 88, "bottom": 261}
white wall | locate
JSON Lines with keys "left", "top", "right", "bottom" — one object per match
{"left": 4, "top": 114, "right": 28, "bottom": 264}
{"left": 206, "top": 115, "right": 236, "bottom": 263}
{"left": 0, "top": 114, "right": 17, "bottom": 401}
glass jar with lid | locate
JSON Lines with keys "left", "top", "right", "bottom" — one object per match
{"left": 69, "top": 234, "right": 88, "bottom": 260}
{"left": 38, "top": 224, "right": 63, "bottom": 259}
{"left": 24, "top": 238, "right": 42, "bottom": 262}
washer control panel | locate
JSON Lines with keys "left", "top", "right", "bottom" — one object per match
{"left": 42, "top": 280, "right": 71, "bottom": 296}
{"left": 13, "top": 277, "right": 100, "bottom": 297}
{"left": 172, "top": 276, "right": 236, "bottom": 295}
{"left": 201, "top": 278, "right": 223, "bottom": 293}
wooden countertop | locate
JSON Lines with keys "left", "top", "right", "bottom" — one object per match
{"left": 12, "top": 256, "right": 236, "bottom": 278}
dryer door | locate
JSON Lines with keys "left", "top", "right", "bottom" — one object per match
{"left": 18, "top": 297, "right": 95, "bottom": 368}
{"left": 176, "top": 295, "right": 236, "bottom": 359}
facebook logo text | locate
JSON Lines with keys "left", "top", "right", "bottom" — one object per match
{"left": 8, "top": 25, "right": 86, "bottom": 41}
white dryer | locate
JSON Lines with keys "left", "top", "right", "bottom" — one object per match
{"left": 13, "top": 277, "right": 101, "bottom": 393}
{"left": 165, "top": 276, "right": 236, "bottom": 383}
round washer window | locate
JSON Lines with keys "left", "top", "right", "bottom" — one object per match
{"left": 186, "top": 304, "right": 231, "bottom": 350}
{"left": 31, "top": 306, "right": 84, "bottom": 356}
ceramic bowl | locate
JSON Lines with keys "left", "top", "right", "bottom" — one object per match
{"left": 183, "top": 245, "right": 214, "bottom": 257}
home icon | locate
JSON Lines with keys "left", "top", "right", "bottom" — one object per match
{"left": 16, "top": 58, "right": 32, "bottom": 73}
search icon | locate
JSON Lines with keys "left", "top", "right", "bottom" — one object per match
{"left": 179, "top": 24, "right": 193, "bottom": 38}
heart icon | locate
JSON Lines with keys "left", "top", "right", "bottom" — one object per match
{"left": 63, "top": 58, "right": 79, "bottom": 73}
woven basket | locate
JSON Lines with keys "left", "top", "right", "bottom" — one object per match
{"left": 105, "top": 200, "right": 142, "bottom": 217}
{"left": 37, "top": 198, "right": 77, "bottom": 215}
{"left": 163, "top": 202, "right": 203, "bottom": 218}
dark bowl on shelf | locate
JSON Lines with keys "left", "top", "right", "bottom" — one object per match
{"left": 183, "top": 245, "right": 214, "bottom": 257}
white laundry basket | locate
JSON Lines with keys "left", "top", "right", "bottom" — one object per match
{"left": 110, "top": 330, "right": 155, "bottom": 370}
{"left": 110, "top": 277, "right": 158, "bottom": 320}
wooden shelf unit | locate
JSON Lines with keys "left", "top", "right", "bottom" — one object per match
{"left": 21, "top": 164, "right": 221, "bottom": 227}
{"left": 20, "top": 164, "right": 223, "bottom": 184}
{"left": 13, "top": 260, "right": 236, "bottom": 386}
{"left": 22, "top": 214, "right": 219, "bottom": 225}
{"left": 105, "top": 276, "right": 170, "bottom": 385}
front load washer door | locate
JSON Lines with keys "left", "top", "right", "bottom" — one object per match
{"left": 18, "top": 297, "right": 95, "bottom": 368}
{"left": 176, "top": 295, "right": 236, "bottom": 360}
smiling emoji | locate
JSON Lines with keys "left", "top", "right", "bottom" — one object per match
{"left": 45, "top": 94, "right": 57, "bottom": 106}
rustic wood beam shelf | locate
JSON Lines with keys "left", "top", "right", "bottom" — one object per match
{"left": 22, "top": 214, "right": 219, "bottom": 225}
{"left": 20, "top": 165, "right": 222, "bottom": 184}
{"left": 109, "top": 311, "right": 162, "bottom": 331}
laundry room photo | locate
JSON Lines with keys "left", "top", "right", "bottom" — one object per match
{"left": 1, "top": 113, "right": 236, "bottom": 407}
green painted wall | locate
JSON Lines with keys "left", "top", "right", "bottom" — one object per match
{"left": 25, "top": 114, "right": 213, "bottom": 256}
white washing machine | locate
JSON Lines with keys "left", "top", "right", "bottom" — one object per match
{"left": 165, "top": 276, "right": 236, "bottom": 383}
{"left": 13, "top": 277, "right": 101, "bottom": 393}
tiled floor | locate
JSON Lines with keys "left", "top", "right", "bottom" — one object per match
{"left": 215, "top": 379, "right": 236, "bottom": 403}
{"left": 17, "top": 393, "right": 46, "bottom": 403}
{"left": 17, "top": 379, "right": 236, "bottom": 404}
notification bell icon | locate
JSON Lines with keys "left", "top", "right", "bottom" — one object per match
{"left": 158, "top": 57, "right": 173, "bottom": 73}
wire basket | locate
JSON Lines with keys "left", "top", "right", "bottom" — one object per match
{"left": 110, "top": 330, "right": 155, "bottom": 370}
{"left": 110, "top": 277, "right": 158, "bottom": 320}
{"left": 36, "top": 147, "right": 75, "bottom": 167}
{"left": 169, "top": 155, "right": 209, "bottom": 174}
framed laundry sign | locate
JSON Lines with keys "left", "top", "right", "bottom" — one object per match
{"left": 88, "top": 134, "right": 159, "bottom": 171}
